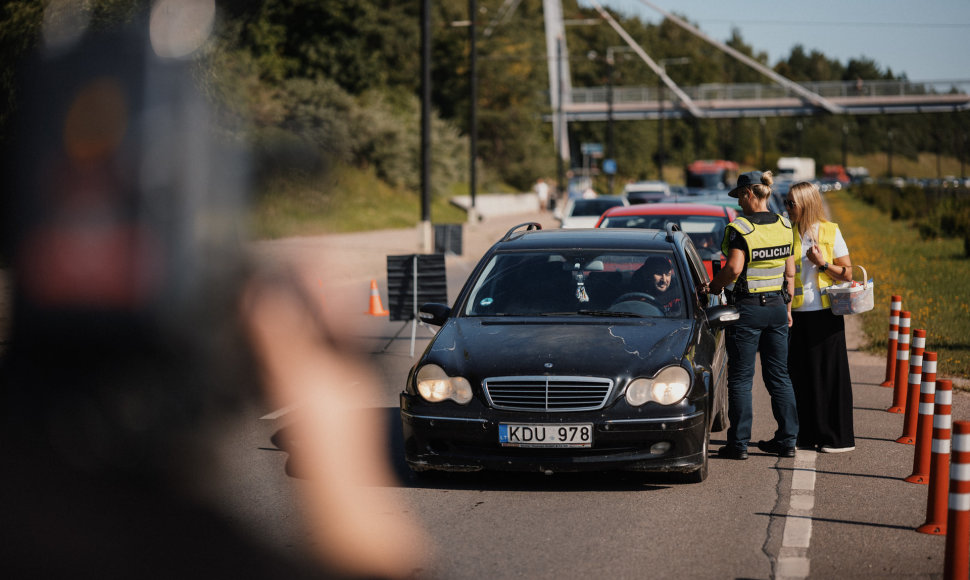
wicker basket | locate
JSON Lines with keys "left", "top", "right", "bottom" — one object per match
{"left": 825, "top": 265, "right": 874, "bottom": 315}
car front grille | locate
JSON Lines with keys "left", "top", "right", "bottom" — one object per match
{"left": 483, "top": 376, "right": 614, "bottom": 412}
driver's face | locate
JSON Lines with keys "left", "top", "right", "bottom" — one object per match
{"left": 651, "top": 270, "right": 672, "bottom": 292}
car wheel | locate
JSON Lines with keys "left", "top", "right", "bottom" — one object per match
{"left": 679, "top": 429, "right": 710, "bottom": 484}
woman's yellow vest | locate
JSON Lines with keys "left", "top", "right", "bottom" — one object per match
{"left": 791, "top": 221, "right": 839, "bottom": 309}
{"left": 720, "top": 215, "right": 793, "bottom": 294}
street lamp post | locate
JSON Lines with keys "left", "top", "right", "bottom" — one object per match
{"left": 605, "top": 48, "right": 618, "bottom": 194}
{"left": 842, "top": 123, "right": 848, "bottom": 168}
{"left": 656, "top": 57, "right": 690, "bottom": 181}
{"left": 601, "top": 46, "right": 637, "bottom": 194}
{"left": 796, "top": 120, "right": 803, "bottom": 157}
{"left": 962, "top": 133, "right": 967, "bottom": 179}
{"left": 759, "top": 117, "right": 766, "bottom": 168}
{"left": 888, "top": 130, "right": 894, "bottom": 178}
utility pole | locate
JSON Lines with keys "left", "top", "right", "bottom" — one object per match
{"left": 556, "top": 35, "right": 565, "bottom": 202}
{"left": 468, "top": 0, "right": 478, "bottom": 221}
{"left": 420, "top": 0, "right": 432, "bottom": 251}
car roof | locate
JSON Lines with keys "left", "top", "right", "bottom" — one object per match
{"left": 570, "top": 195, "right": 626, "bottom": 204}
{"left": 598, "top": 202, "right": 734, "bottom": 219}
{"left": 493, "top": 224, "right": 683, "bottom": 252}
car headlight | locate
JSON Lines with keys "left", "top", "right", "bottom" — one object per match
{"left": 625, "top": 366, "right": 691, "bottom": 406}
{"left": 415, "top": 364, "right": 473, "bottom": 404}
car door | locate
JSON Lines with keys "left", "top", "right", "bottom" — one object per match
{"left": 683, "top": 242, "right": 729, "bottom": 431}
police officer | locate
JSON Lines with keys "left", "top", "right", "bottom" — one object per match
{"left": 703, "top": 170, "right": 798, "bottom": 460}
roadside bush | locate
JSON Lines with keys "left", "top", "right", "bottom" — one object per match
{"left": 854, "top": 183, "right": 895, "bottom": 214}
{"left": 853, "top": 184, "right": 970, "bottom": 257}
{"left": 890, "top": 187, "right": 926, "bottom": 221}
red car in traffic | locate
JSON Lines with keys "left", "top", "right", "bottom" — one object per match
{"left": 595, "top": 202, "right": 738, "bottom": 279}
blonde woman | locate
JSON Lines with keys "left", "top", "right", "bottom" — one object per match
{"left": 785, "top": 181, "right": 855, "bottom": 453}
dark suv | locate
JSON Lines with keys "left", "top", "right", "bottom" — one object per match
{"left": 400, "top": 223, "right": 739, "bottom": 482}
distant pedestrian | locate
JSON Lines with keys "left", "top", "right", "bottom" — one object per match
{"left": 785, "top": 181, "right": 856, "bottom": 453}
{"left": 704, "top": 170, "right": 798, "bottom": 460}
{"left": 534, "top": 178, "right": 550, "bottom": 211}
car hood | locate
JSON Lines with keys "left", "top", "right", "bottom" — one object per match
{"left": 424, "top": 317, "right": 693, "bottom": 379}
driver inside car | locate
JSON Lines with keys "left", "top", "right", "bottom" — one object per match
{"left": 632, "top": 256, "right": 683, "bottom": 316}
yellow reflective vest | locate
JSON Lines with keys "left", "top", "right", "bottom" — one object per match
{"left": 720, "top": 215, "right": 794, "bottom": 294}
{"left": 791, "top": 221, "right": 839, "bottom": 309}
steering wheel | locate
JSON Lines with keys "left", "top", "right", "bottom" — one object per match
{"left": 609, "top": 292, "right": 663, "bottom": 316}
{"left": 612, "top": 292, "right": 657, "bottom": 305}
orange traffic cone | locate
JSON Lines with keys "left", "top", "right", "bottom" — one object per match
{"left": 365, "top": 279, "right": 389, "bottom": 316}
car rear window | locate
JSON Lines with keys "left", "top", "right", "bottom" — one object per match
{"left": 598, "top": 214, "right": 726, "bottom": 260}
{"left": 463, "top": 250, "right": 686, "bottom": 318}
{"left": 570, "top": 199, "right": 624, "bottom": 217}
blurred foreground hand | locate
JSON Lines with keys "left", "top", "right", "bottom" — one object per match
{"left": 243, "top": 272, "right": 432, "bottom": 579}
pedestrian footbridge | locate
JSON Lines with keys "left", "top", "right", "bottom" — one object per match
{"left": 565, "top": 79, "right": 970, "bottom": 121}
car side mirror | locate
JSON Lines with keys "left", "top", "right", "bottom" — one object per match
{"left": 419, "top": 303, "right": 451, "bottom": 326}
{"left": 705, "top": 304, "right": 740, "bottom": 329}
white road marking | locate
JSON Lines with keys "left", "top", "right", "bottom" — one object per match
{"left": 777, "top": 449, "right": 818, "bottom": 579}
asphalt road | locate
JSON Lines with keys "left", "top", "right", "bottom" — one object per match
{"left": 244, "top": 207, "right": 970, "bottom": 579}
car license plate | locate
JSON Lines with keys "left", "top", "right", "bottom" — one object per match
{"left": 498, "top": 423, "right": 593, "bottom": 448}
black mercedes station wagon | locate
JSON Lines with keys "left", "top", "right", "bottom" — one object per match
{"left": 400, "top": 223, "right": 739, "bottom": 482}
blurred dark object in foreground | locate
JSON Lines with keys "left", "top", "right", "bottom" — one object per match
{"left": 0, "top": 5, "right": 351, "bottom": 579}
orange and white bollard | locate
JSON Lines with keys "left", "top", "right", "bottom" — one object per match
{"left": 897, "top": 329, "right": 926, "bottom": 444}
{"left": 906, "top": 352, "right": 938, "bottom": 484}
{"left": 917, "top": 379, "right": 953, "bottom": 535}
{"left": 944, "top": 420, "right": 970, "bottom": 579}
{"left": 887, "top": 311, "right": 911, "bottom": 413}
{"left": 881, "top": 295, "right": 902, "bottom": 387}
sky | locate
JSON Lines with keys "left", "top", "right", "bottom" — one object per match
{"left": 590, "top": 0, "right": 970, "bottom": 81}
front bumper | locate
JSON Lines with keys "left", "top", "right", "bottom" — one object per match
{"left": 400, "top": 393, "right": 708, "bottom": 474}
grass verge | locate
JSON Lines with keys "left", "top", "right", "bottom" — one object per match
{"left": 250, "top": 165, "right": 467, "bottom": 238}
{"left": 826, "top": 190, "right": 970, "bottom": 383}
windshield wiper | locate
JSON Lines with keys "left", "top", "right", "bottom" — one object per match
{"left": 576, "top": 309, "right": 644, "bottom": 318}
{"left": 535, "top": 311, "right": 580, "bottom": 317}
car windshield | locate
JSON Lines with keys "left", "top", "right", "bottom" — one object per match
{"left": 598, "top": 214, "right": 726, "bottom": 260}
{"left": 463, "top": 250, "right": 687, "bottom": 318}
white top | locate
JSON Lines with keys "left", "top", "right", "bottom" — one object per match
{"left": 796, "top": 223, "right": 849, "bottom": 312}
